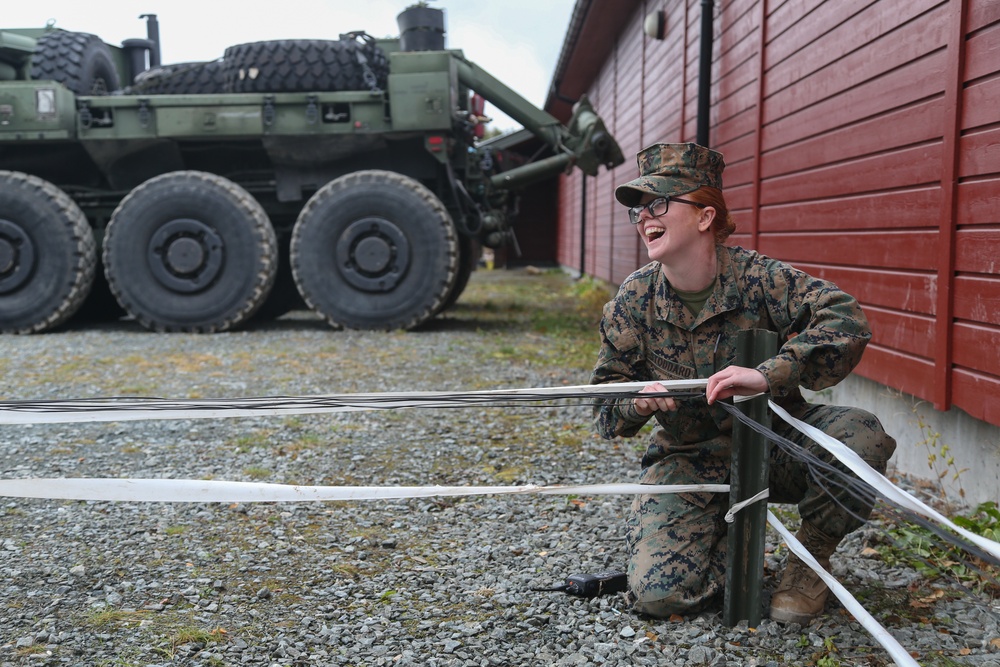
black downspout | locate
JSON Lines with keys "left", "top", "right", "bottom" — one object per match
{"left": 579, "top": 174, "right": 587, "bottom": 278}
{"left": 697, "top": 0, "right": 714, "bottom": 147}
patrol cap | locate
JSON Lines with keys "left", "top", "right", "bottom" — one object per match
{"left": 614, "top": 142, "right": 725, "bottom": 207}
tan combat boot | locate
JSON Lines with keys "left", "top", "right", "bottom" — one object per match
{"left": 769, "top": 521, "right": 842, "bottom": 625}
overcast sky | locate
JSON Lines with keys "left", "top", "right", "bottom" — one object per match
{"left": 6, "top": 0, "right": 576, "bottom": 132}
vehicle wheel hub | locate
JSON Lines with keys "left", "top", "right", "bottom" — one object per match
{"left": 148, "top": 218, "right": 224, "bottom": 293}
{"left": 336, "top": 218, "right": 410, "bottom": 292}
{"left": 0, "top": 219, "right": 36, "bottom": 294}
{"left": 165, "top": 237, "right": 205, "bottom": 274}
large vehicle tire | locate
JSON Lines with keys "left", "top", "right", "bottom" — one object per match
{"left": 103, "top": 171, "right": 277, "bottom": 333}
{"left": 30, "top": 30, "right": 120, "bottom": 95}
{"left": 128, "top": 61, "right": 225, "bottom": 95}
{"left": 72, "top": 263, "right": 126, "bottom": 323}
{"left": 0, "top": 171, "right": 96, "bottom": 334}
{"left": 250, "top": 236, "right": 305, "bottom": 322}
{"left": 440, "top": 235, "right": 477, "bottom": 312}
{"left": 291, "top": 170, "right": 458, "bottom": 331}
{"left": 223, "top": 37, "right": 389, "bottom": 93}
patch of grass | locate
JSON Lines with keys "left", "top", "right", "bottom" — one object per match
{"left": 231, "top": 428, "right": 279, "bottom": 452}
{"left": 922, "top": 655, "right": 983, "bottom": 667}
{"left": 551, "top": 422, "right": 595, "bottom": 447}
{"left": 276, "top": 591, "right": 304, "bottom": 604}
{"left": 855, "top": 573, "right": 973, "bottom": 630}
{"left": 15, "top": 644, "right": 49, "bottom": 657}
{"left": 95, "top": 657, "right": 144, "bottom": 667}
{"left": 170, "top": 625, "right": 215, "bottom": 645}
{"left": 330, "top": 563, "right": 362, "bottom": 578}
{"left": 769, "top": 505, "right": 800, "bottom": 526}
{"left": 877, "top": 502, "right": 1000, "bottom": 594}
{"left": 292, "top": 432, "right": 324, "bottom": 448}
{"left": 164, "top": 525, "right": 186, "bottom": 536}
{"left": 117, "top": 384, "right": 155, "bottom": 396}
{"left": 489, "top": 464, "right": 530, "bottom": 483}
{"left": 153, "top": 625, "right": 229, "bottom": 659}
{"left": 242, "top": 466, "right": 272, "bottom": 480}
{"left": 953, "top": 501, "right": 1000, "bottom": 542}
{"left": 814, "top": 635, "right": 842, "bottom": 667}
{"left": 83, "top": 609, "right": 151, "bottom": 629}
{"left": 453, "top": 269, "right": 611, "bottom": 370}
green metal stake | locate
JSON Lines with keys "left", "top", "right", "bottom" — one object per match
{"left": 723, "top": 328, "right": 778, "bottom": 627}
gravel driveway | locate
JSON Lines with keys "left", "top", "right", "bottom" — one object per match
{"left": 1, "top": 269, "right": 998, "bottom": 667}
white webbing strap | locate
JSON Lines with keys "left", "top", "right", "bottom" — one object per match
{"left": 724, "top": 488, "right": 769, "bottom": 523}
{"left": 0, "top": 379, "right": 709, "bottom": 425}
{"left": 767, "top": 511, "right": 918, "bottom": 667}
{"left": 768, "top": 400, "right": 1000, "bottom": 563}
{"left": 0, "top": 478, "right": 730, "bottom": 503}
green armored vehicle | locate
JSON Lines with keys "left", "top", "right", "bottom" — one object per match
{"left": 0, "top": 7, "right": 622, "bottom": 333}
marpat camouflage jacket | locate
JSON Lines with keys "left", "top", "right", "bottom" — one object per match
{"left": 590, "top": 245, "right": 871, "bottom": 488}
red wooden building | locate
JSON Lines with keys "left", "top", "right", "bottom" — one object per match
{"left": 542, "top": 0, "right": 1000, "bottom": 429}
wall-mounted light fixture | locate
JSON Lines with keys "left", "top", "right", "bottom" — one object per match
{"left": 643, "top": 9, "right": 666, "bottom": 40}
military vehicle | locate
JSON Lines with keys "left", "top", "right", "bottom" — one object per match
{"left": 0, "top": 6, "right": 622, "bottom": 334}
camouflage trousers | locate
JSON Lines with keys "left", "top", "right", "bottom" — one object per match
{"left": 625, "top": 403, "right": 897, "bottom": 618}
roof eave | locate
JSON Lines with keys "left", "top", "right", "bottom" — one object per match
{"left": 544, "top": 0, "right": 641, "bottom": 123}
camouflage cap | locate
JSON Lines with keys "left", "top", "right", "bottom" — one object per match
{"left": 614, "top": 142, "right": 725, "bottom": 207}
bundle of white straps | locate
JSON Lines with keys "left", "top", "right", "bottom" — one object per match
{"left": 2, "top": 379, "right": 997, "bottom": 667}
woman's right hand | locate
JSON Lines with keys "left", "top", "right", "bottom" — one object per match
{"left": 633, "top": 382, "right": 678, "bottom": 416}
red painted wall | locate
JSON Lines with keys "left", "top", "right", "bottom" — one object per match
{"left": 553, "top": 0, "right": 1000, "bottom": 426}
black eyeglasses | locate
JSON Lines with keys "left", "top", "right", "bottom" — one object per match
{"left": 628, "top": 196, "right": 707, "bottom": 224}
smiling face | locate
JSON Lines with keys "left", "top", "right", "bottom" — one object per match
{"left": 633, "top": 193, "right": 715, "bottom": 266}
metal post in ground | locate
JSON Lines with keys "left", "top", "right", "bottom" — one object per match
{"left": 723, "top": 328, "right": 778, "bottom": 627}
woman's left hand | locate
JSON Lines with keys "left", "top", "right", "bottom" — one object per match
{"left": 705, "top": 366, "right": 768, "bottom": 404}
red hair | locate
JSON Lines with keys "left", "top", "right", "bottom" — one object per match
{"left": 685, "top": 187, "right": 735, "bottom": 243}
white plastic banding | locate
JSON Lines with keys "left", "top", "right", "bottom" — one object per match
{"left": 767, "top": 511, "right": 919, "bottom": 667}
{"left": 768, "top": 400, "right": 1000, "bottom": 564}
{"left": 0, "top": 380, "right": 709, "bottom": 425}
{"left": 0, "top": 479, "right": 731, "bottom": 503}
{"left": 2, "top": 384, "right": 992, "bottom": 667}
{"left": 723, "top": 488, "right": 769, "bottom": 523}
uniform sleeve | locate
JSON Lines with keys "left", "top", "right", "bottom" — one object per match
{"left": 590, "top": 297, "right": 654, "bottom": 439}
{"left": 755, "top": 261, "right": 871, "bottom": 398}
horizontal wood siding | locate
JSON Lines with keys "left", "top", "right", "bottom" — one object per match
{"left": 756, "top": 0, "right": 953, "bottom": 414}
{"left": 954, "top": 276, "right": 1000, "bottom": 326}
{"left": 761, "top": 188, "right": 942, "bottom": 232}
{"left": 611, "top": 10, "right": 646, "bottom": 282}
{"left": 953, "top": 0, "right": 1000, "bottom": 420}
{"left": 556, "top": 170, "right": 580, "bottom": 269}
{"left": 553, "top": 0, "right": 1000, "bottom": 425}
{"left": 761, "top": 53, "right": 948, "bottom": 152}
{"left": 953, "top": 369, "right": 1000, "bottom": 426}
{"left": 857, "top": 346, "right": 935, "bottom": 404}
{"left": 759, "top": 231, "right": 939, "bottom": 271}
{"left": 715, "top": 0, "right": 762, "bottom": 246}
{"left": 593, "top": 61, "right": 617, "bottom": 281}
{"left": 759, "top": 144, "right": 945, "bottom": 206}
{"left": 640, "top": 1, "right": 689, "bottom": 145}
{"left": 793, "top": 263, "right": 938, "bottom": 314}
{"left": 865, "top": 306, "right": 937, "bottom": 360}
{"left": 953, "top": 323, "right": 1000, "bottom": 377}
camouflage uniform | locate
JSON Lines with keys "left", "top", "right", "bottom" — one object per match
{"left": 591, "top": 246, "right": 897, "bottom": 617}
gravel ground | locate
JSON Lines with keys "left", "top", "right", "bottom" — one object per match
{"left": 1, "top": 269, "right": 998, "bottom": 667}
